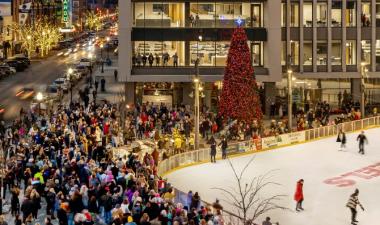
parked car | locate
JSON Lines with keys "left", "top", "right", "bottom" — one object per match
{"left": 0, "top": 67, "right": 11, "bottom": 76}
{"left": 11, "top": 55, "right": 31, "bottom": 66}
{"left": 0, "top": 70, "right": 7, "bottom": 79}
{"left": 16, "top": 87, "right": 35, "bottom": 100}
{"left": 0, "top": 64, "right": 16, "bottom": 75}
{"left": 5, "top": 60, "right": 26, "bottom": 72}
{"left": 44, "top": 84, "right": 59, "bottom": 100}
{"left": 75, "top": 65, "right": 89, "bottom": 76}
{"left": 79, "top": 58, "right": 91, "bottom": 67}
{"left": 53, "top": 77, "right": 69, "bottom": 93}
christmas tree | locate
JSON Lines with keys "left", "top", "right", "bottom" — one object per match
{"left": 218, "top": 27, "right": 263, "bottom": 123}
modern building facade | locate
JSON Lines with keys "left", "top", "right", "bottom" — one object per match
{"left": 119, "top": 0, "right": 280, "bottom": 111}
{"left": 119, "top": 0, "right": 380, "bottom": 112}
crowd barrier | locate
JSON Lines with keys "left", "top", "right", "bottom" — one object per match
{"left": 158, "top": 116, "right": 380, "bottom": 176}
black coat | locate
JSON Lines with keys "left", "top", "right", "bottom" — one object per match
{"left": 20, "top": 198, "right": 33, "bottom": 219}
{"left": 57, "top": 208, "right": 68, "bottom": 225}
{"left": 219, "top": 139, "right": 228, "bottom": 150}
{"left": 210, "top": 143, "right": 216, "bottom": 155}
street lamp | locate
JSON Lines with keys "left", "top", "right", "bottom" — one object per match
{"left": 193, "top": 76, "right": 200, "bottom": 150}
{"left": 287, "top": 69, "right": 293, "bottom": 132}
{"left": 360, "top": 62, "right": 367, "bottom": 118}
{"left": 68, "top": 68, "right": 74, "bottom": 104}
{"left": 100, "top": 43, "right": 104, "bottom": 58}
{"left": 36, "top": 92, "right": 43, "bottom": 115}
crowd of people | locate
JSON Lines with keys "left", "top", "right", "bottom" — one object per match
{"left": 265, "top": 98, "right": 370, "bottom": 136}
{"left": 0, "top": 99, "right": 234, "bottom": 225}
{"left": 132, "top": 53, "right": 179, "bottom": 67}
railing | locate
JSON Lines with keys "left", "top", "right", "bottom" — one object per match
{"left": 158, "top": 116, "right": 380, "bottom": 177}
{"left": 304, "top": 116, "right": 380, "bottom": 141}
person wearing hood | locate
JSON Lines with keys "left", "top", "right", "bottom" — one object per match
{"left": 294, "top": 179, "right": 304, "bottom": 212}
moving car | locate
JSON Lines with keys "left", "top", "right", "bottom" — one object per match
{"left": 0, "top": 104, "right": 4, "bottom": 114}
{"left": 16, "top": 87, "right": 35, "bottom": 100}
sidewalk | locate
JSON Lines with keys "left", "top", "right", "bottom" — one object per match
{"left": 92, "top": 65, "right": 124, "bottom": 104}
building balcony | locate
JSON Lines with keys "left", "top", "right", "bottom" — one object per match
{"left": 132, "top": 27, "right": 267, "bottom": 41}
{"left": 131, "top": 66, "right": 268, "bottom": 82}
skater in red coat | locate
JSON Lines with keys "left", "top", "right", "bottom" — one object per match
{"left": 294, "top": 179, "right": 304, "bottom": 211}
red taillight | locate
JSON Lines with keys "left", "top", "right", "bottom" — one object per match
{"left": 0, "top": 109, "right": 4, "bottom": 113}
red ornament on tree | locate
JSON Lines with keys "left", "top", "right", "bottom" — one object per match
{"left": 218, "top": 27, "right": 263, "bottom": 123}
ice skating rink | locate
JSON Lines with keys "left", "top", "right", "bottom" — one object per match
{"left": 166, "top": 128, "right": 380, "bottom": 225}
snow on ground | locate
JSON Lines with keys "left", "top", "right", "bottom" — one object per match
{"left": 166, "top": 128, "right": 380, "bottom": 225}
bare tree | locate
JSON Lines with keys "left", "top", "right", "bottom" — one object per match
{"left": 212, "top": 157, "right": 288, "bottom": 225}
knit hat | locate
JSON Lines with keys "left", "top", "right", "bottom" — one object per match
{"left": 127, "top": 216, "right": 133, "bottom": 223}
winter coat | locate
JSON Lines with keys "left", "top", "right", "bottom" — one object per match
{"left": 294, "top": 181, "right": 304, "bottom": 202}
{"left": 210, "top": 142, "right": 216, "bottom": 156}
{"left": 21, "top": 198, "right": 33, "bottom": 219}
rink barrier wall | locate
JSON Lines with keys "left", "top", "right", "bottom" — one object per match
{"left": 158, "top": 116, "right": 380, "bottom": 177}
{"left": 157, "top": 116, "right": 380, "bottom": 224}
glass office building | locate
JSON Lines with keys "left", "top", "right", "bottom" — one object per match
{"left": 119, "top": 0, "right": 380, "bottom": 110}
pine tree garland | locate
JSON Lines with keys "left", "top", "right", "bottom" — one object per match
{"left": 218, "top": 27, "right": 263, "bottom": 123}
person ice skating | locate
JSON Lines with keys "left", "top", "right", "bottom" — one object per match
{"left": 346, "top": 189, "right": 365, "bottom": 224}
{"left": 337, "top": 129, "right": 347, "bottom": 150}
{"left": 294, "top": 179, "right": 304, "bottom": 211}
{"left": 219, "top": 136, "right": 228, "bottom": 159}
{"left": 209, "top": 136, "right": 217, "bottom": 163}
{"left": 356, "top": 131, "right": 368, "bottom": 155}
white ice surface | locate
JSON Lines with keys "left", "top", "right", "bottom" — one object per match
{"left": 166, "top": 128, "right": 380, "bottom": 225}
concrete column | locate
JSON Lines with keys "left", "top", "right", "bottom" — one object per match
{"left": 263, "top": 0, "right": 282, "bottom": 82}
{"left": 300, "top": 0, "right": 304, "bottom": 72}
{"left": 203, "top": 83, "right": 213, "bottom": 109}
{"left": 357, "top": 0, "right": 362, "bottom": 72}
{"left": 351, "top": 78, "right": 361, "bottom": 102}
{"left": 185, "top": 41, "right": 190, "bottom": 66}
{"left": 286, "top": 0, "right": 291, "bottom": 64}
{"left": 125, "top": 82, "right": 135, "bottom": 105}
{"left": 327, "top": 0, "right": 332, "bottom": 72}
{"left": 342, "top": 0, "right": 347, "bottom": 72}
{"left": 182, "top": 82, "right": 193, "bottom": 107}
{"left": 312, "top": 0, "right": 317, "bottom": 72}
{"left": 185, "top": 2, "right": 190, "bottom": 27}
{"left": 264, "top": 82, "right": 276, "bottom": 116}
{"left": 119, "top": 0, "right": 132, "bottom": 82}
{"left": 172, "top": 83, "right": 181, "bottom": 107}
{"left": 371, "top": 0, "right": 376, "bottom": 72}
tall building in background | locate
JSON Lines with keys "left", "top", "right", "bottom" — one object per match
{"left": 119, "top": 0, "right": 380, "bottom": 114}
{"left": 72, "top": 0, "right": 88, "bottom": 32}
{"left": 0, "top": 0, "right": 12, "bottom": 58}
{"left": 119, "top": 0, "right": 281, "bottom": 111}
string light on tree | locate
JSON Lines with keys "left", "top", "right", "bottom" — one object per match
{"left": 218, "top": 27, "right": 263, "bottom": 123}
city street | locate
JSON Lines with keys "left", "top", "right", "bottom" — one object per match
{"left": 0, "top": 29, "right": 114, "bottom": 121}
{"left": 0, "top": 53, "right": 81, "bottom": 121}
